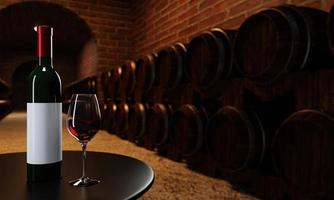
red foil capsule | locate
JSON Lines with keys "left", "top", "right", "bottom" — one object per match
{"left": 35, "top": 25, "right": 53, "bottom": 58}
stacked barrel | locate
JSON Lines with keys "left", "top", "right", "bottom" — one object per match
{"left": 99, "top": 4, "right": 334, "bottom": 200}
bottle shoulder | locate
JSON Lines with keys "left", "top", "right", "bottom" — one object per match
{"left": 27, "top": 66, "right": 62, "bottom": 103}
{"left": 28, "top": 66, "right": 62, "bottom": 84}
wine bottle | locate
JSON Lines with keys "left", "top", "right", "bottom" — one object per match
{"left": 27, "top": 25, "right": 62, "bottom": 182}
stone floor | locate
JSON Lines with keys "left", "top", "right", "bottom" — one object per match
{"left": 0, "top": 112, "right": 258, "bottom": 200}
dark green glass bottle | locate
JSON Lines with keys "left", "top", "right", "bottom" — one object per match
{"left": 27, "top": 25, "right": 62, "bottom": 182}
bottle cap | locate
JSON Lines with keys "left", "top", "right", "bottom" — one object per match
{"left": 35, "top": 25, "right": 53, "bottom": 57}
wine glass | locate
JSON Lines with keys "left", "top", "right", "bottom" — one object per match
{"left": 67, "top": 94, "right": 101, "bottom": 187}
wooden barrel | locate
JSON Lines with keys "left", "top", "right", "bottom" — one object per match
{"left": 170, "top": 105, "right": 207, "bottom": 158}
{"left": 103, "top": 68, "right": 121, "bottom": 102}
{"left": 206, "top": 106, "right": 265, "bottom": 172}
{"left": 128, "top": 103, "right": 146, "bottom": 142}
{"left": 145, "top": 104, "right": 173, "bottom": 149}
{"left": 118, "top": 62, "right": 136, "bottom": 100}
{"left": 88, "top": 76, "right": 97, "bottom": 93}
{"left": 155, "top": 43, "right": 186, "bottom": 89}
{"left": 113, "top": 102, "right": 129, "bottom": 138}
{"left": 272, "top": 110, "right": 334, "bottom": 195}
{"left": 102, "top": 101, "right": 117, "bottom": 133}
{"left": 135, "top": 54, "right": 156, "bottom": 94}
{"left": 186, "top": 28, "right": 235, "bottom": 93}
{"left": 279, "top": 5, "right": 334, "bottom": 70}
{"left": 235, "top": 6, "right": 334, "bottom": 85}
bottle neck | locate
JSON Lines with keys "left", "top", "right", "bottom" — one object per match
{"left": 36, "top": 26, "right": 53, "bottom": 67}
{"left": 38, "top": 57, "right": 53, "bottom": 67}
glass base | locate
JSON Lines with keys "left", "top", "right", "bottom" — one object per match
{"left": 69, "top": 176, "right": 100, "bottom": 187}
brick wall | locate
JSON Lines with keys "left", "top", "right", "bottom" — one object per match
{"left": 132, "top": 0, "right": 334, "bottom": 58}
{"left": 55, "top": 0, "right": 132, "bottom": 71}
{"left": 0, "top": 0, "right": 333, "bottom": 75}
{"left": 64, "top": 0, "right": 133, "bottom": 71}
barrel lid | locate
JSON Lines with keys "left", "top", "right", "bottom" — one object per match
{"left": 186, "top": 29, "right": 232, "bottom": 90}
{"left": 146, "top": 103, "right": 171, "bottom": 147}
{"left": 156, "top": 45, "right": 183, "bottom": 89}
{"left": 206, "top": 106, "right": 265, "bottom": 172}
{"left": 119, "top": 61, "right": 136, "bottom": 97}
{"left": 114, "top": 102, "right": 129, "bottom": 135}
{"left": 272, "top": 109, "right": 334, "bottom": 194}
{"left": 234, "top": 8, "right": 295, "bottom": 85}
{"left": 172, "top": 104, "right": 207, "bottom": 157}
{"left": 129, "top": 103, "right": 146, "bottom": 140}
{"left": 276, "top": 5, "right": 311, "bottom": 70}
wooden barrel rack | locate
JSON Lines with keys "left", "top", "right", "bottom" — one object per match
{"left": 95, "top": 4, "right": 334, "bottom": 200}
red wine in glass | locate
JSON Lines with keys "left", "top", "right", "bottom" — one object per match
{"left": 68, "top": 119, "right": 100, "bottom": 143}
{"left": 66, "top": 94, "right": 101, "bottom": 187}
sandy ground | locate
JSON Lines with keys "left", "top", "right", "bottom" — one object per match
{"left": 0, "top": 112, "right": 258, "bottom": 200}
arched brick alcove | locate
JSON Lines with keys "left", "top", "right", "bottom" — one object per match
{"left": 0, "top": 1, "right": 97, "bottom": 88}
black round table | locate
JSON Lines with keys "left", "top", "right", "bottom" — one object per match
{"left": 0, "top": 151, "right": 154, "bottom": 200}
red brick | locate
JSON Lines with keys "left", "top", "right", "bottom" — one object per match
{"left": 169, "top": 20, "right": 188, "bottom": 34}
{"left": 116, "top": 28, "right": 132, "bottom": 35}
{"left": 94, "top": 31, "right": 109, "bottom": 39}
{"left": 96, "top": 0, "right": 130, "bottom": 9}
{"left": 109, "top": 47, "right": 128, "bottom": 53}
{"left": 168, "top": 1, "right": 188, "bottom": 18}
{"left": 97, "top": 47, "right": 109, "bottom": 52}
{"left": 177, "top": 4, "right": 198, "bottom": 21}
{"left": 86, "top": 17, "right": 109, "bottom": 25}
{"left": 118, "top": 40, "right": 132, "bottom": 47}
{"left": 98, "top": 39, "right": 117, "bottom": 47}
{"left": 118, "top": 53, "right": 131, "bottom": 60}
{"left": 98, "top": 59, "right": 109, "bottom": 65}
{"left": 108, "top": 20, "right": 129, "bottom": 27}
{"left": 220, "top": 14, "right": 246, "bottom": 29}
{"left": 154, "top": 0, "right": 168, "bottom": 11}
{"left": 199, "top": 0, "right": 221, "bottom": 10}
{"left": 212, "top": 0, "right": 241, "bottom": 13}
{"left": 160, "top": 16, "right": 178, "bottom": 32}
{"left": 154, "top": 14, "right": 169, "bottom": 27}
{"left": 98, "top": 25, "right": 116, "bottom": 33}
{"left": 229, "top": 0, "right": 262, "bottom": 17}
{"left": 108, "top": 33, "right": 126, "bottom": 40}
{"left": 99, "top": 52, "right": 118, "bottom": 59}
{"left": 154, "top": 30, "right": 168, "bottom": 40}
{"left": 198, "top": 11, "right": 228, "bottom": 29}
{"left": 257, "top": 0, "right": 287, "bottom": 11}
{"left": 160, "top": 33, "right": 178, "bottom": 46}
{"left": 178, "top": 23, "right": 198, "bottom": 37}
{"left": 108, "top": 60, "right": 121, "bottom": 66}
{"left": 90, "top": 4, "right": 129, "bottom": 16}
{"left": 190, "top": 7, "right": 213, "bottom": 25}
{"left": 161, "top": 1, "right": 176, "bottom": 16}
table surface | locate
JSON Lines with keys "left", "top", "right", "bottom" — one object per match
{"left": 0, "top": 151, "right": 154, "bottom": 200}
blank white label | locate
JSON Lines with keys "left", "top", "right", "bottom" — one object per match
{"left": 27, "top": 103, "right": 62, "bottom": 164}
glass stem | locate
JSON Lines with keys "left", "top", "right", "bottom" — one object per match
{"left": 81, "top": 142, "right": 87, "bottom": 179}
